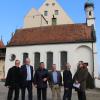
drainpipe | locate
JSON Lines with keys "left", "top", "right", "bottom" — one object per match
{"left": 91, "top": 25, "right": 96, "bottom": 88}
{"left": 92, "top": 41, "right": 95, "bottom": 88}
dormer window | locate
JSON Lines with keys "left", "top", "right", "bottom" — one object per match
{"left": 46, "top": 3, "right": 49, "bottom": 6}
{"left": 44, "top": 11, "right": 48, "bottom": 16}
{"left": 52, "top": 3, "right": 55, "bottom": 6}
{"left": 55, "top": 10, "right": 59, "bottom": 15}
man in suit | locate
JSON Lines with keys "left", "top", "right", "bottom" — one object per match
{"left": 73, "top": 62, "right": 88, "bottom": 100}
{"left": 34, "top": 62, "right": 48, "bottom": 100}
{"left": 20, "top": 58, "right": 34, "bottom": 100}
{"left": 63, "top": 63, "right": 73, "bottom": 100}
{"left": 5, "top": 60, "right": 21, "bottom": 100}
{"left": 48, "top": 64, "right": 62, "bottom": 100}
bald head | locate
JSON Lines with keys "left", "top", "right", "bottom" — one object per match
{"left": 25, "top": 58, "right": 30, "bottom": 65}
{"left": 15, "top": 60, "right": 20, "bottom": 67}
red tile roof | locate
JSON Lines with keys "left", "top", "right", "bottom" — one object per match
{"left": 0, "top": 40, "right": 5, "bottom": 48}
{"left": 8, "top": 24, "right": 96, "bottom": 46}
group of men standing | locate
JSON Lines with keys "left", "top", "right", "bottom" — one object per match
{"left": 5, "top": 58, "right": 88, "bottom": 100}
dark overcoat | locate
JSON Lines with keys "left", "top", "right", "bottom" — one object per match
{"left": 5, "top": 66, "right": 21, "bottom": 88}
{"left": 73, "top": 68, "right": 88, "bottom": 91}
{"left": 34, "top": 68, "right": 48, "bottom": 88}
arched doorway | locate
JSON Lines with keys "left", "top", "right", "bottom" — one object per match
{"left": 75, "top": 45, "right": 94, "bottom": 88}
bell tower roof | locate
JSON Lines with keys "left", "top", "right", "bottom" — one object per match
{"left": 85, "top": 0, "right": 94, "bottom": 8}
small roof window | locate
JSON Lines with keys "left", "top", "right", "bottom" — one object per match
{"left": 46, "top": 3, "right": 49, "bottom": 6}
{"left": 44, "top": 11, "right": 48, "bottom": 16}
{"left": 55, "top": 10, "right": 59, "bottom": 15}
{"left": 52, "top": 3, "right": 55, "bottom": 6}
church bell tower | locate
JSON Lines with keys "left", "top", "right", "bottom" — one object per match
{"left": 84, "top": 0, "right": 95, "bottom": 27}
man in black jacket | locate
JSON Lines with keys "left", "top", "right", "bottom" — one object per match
{"left": 63, "top": 63, "right": 73, "bottom": 100}
{"left": 20, "top": 58, "right": 34, "bottom": 100}
{"left": 5, "top": 60, "right": 21, "bottom": 100}
{"left": 34, "top": 62, "right": 48, "bottom": 100}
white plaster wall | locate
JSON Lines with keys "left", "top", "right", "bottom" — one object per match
{"left": 39, "top": 0, "right": 73, "bottom": 25}
{"left": 24, "top": 8, "right": 48, "bottom": 28}
{"left": 5, "top": 42, "right": 99, "bottom": 87}
{"left": 93, "top": 43, "right": 100, "bottom": 88}
{"left": 5, "top": 43, "right": 94, "bottom": 74}
{"left": 87, "top": 19, "right": 95, "bottom": 27}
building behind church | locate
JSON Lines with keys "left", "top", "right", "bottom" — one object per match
{"left": 0, "top": 39, "right": 6, "bottom": 79}
{"left": 5, "top": 0, "right": 100, "bottom": 88}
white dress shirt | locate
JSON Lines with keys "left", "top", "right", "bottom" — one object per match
{"left": 26, "top": 65, "right": 31, "bottom": 81}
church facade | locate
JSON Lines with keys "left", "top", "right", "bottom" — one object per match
{"left": 5, "top": 0, "right": 100, "bottom": 88}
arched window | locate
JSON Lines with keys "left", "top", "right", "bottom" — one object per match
{"left": 23, "top": 53, "right": 28, "bottom": 64}
{"left": 89, "top": 11, "right": 92, "bottom": 16}
{"left": 60, "top": 51, "right": 67, "bottom": 70}
{"left": 47, "top": 52, "right": 53, "bottom": 70}
{"left": 34, "top": 52, "right": 40, "bottom": 70}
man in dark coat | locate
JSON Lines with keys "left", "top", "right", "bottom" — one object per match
{"left": 63, "top": 63, "right": 73, "bottom": 100}
{"left": 34, "top": 62, "right": 48, "bottom": 100}
{"left": 20, "top": 58, "right": 34, "bottom": 100}
{"left": 73, "top": 62, "right": 88, "bottom": 100}
{"left": 5, "top": 60, "right": 21, "bottom": 100}
{"left": 48, "top": 64, "right": 62, "bottom": 100}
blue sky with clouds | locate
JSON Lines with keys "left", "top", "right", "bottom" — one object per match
{"left": 0, "top": 0, "right": 100, "bottom": 67}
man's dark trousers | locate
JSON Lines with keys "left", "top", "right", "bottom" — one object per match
{"left": 7, "top": 87, "right": 19, "bottom": 100}
{"left": 63, "top": 88, "right": 72, "bottom": 100}
{"left": 37, "top": 88, "right": 47, "bottom": 100}
{"left": 21, "top": 81, "right": 33, "bottom": 100}
{"left": 77, "top": 91, "right": 86, "bottom": 100}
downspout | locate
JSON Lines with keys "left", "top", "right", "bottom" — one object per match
{"left": 92, "top": 41, "right": 95, "bottom": 88}
{"left": 91, "top": 25, "right": 96, "bottom": 88}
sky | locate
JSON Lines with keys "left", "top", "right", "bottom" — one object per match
{"left": 0, "top": 0, "right": 100, "bottom": 65}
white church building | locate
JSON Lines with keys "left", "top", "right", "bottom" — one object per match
{"left": 5, "top": 0, "right": 100, "bottom": 88}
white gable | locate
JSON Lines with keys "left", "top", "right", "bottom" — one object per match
{"left": 39, "top": 0, "right": 73, "bottom": 25}
{"left": 24, "top": 8, "right": 48, "bottom": 28}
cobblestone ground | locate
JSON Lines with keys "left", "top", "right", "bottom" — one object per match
{"left": 0, "top": 82, "right": 100, "bottom": 100}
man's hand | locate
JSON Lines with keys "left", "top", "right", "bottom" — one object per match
{"left": 43, "top": 78, "right": 47, "bottom": 82}
{"left": 65, "top": 88, "right": 69, "bottom": 90}
{"left": 34, "top": 84, "right": 37, "bottom": 88}
{"left": 6, "top": 86, "right": 10, "bottom": 88}
{"left": 75, "top": 80, "right": 79, "bottom": 84}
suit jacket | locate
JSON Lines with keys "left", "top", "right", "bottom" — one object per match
{"left": 63, "top": 70, "right": 73, "bottom": 89}
{"left": 34, "top": 68, "right": 48, "bottom": 88}
{"left": 73, "top": 68, "right": 88, "bottom": 91}
{"left": 5, "top": 66, "right": 21, "bottom": 88}
{"left": 48, "top": 71, "right": 62, "bottom": 86}
{"left": 20, "top": 64, "right": 34, "bottom": 87}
